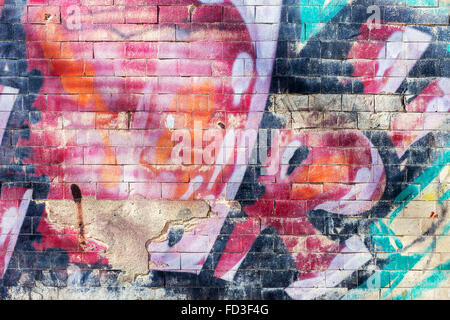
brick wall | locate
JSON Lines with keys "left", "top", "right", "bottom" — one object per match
{"left": 0, "top": 0, "right": 448, "bottom": 300}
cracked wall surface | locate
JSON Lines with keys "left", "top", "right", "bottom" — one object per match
{"left": 43, "top": 197, "right": 212, "bottom": 281}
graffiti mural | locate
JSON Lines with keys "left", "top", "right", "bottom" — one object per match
{"left": 0, "top": 0, "right": 448, "bottom": 299}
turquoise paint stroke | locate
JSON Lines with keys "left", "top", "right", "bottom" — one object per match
{"left": 390, "top": 261, "right": 450, "bottom": 300}
{"left": 298, "top": 0, "right": 449, "bottom": 43}
{"left": 344, "top": 220, "right": 450, "bottom": 300}
{"left": 384, "top": 218, "right": 448, "bottom": 299}
{"left": 406, "top": 0, "right": 438, "bottom": 7}
{"left": 299, "top": 0, "right": 347, "bottom": 43}
{"left": 343, "top": 149, "right": 449, "bottom": 300}
{"left": 370, "top": 220, "right": 403, "bottom": 253}
{"left": 390, "top": 149, "right": 449, "bottom": 222}
{"left": 438, "top": 189, "right": 450, "bottom": 205}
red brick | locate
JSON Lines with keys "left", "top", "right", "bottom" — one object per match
{"left": 192, "top": 5, "right": 222, "bottom": 23}
{"left": 125, "top": 6, "right": 158, "bottom": 23}
{"left": 158, "top": 6, "right": 190, "bottom": 23}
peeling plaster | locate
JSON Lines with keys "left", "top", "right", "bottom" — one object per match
{"left": 41, "top": 196, "right": 214, "bottom": 281}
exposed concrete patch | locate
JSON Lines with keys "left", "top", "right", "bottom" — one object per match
{"left": 41, "top": 196, "right": 213, "bottom": 281}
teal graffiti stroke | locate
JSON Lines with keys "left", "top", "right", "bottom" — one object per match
{"left": 343, "top": 148, "right": 449, "bottom": 300}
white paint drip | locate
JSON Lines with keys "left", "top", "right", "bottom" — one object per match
{"left": 208, "top": 129, "right": 236, "bottom": 191}
{"left": 0, "top": 86, "right": 19, "bottom": 145}
{"left": 180, "top": 175, "right": 203, "bottom": 200}
{"left": 232, "top": 52, "right": 254, "bottom": 106}
{"left": 165, "top": 114, "right": 175, "bottom": 130}
{"left": 377, "top": 28, "right": 431, "bottom": 93}
{"left": 314, "top": 144, "right": 385, "bottom": 215}
{"left": 0, "top": 189, "right": 33, "bottom": 279}
{"left": 426, "top": 78, "right": 450, "bottom": 113}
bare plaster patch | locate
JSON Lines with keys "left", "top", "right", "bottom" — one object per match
{"left": 41, "top": 196, "right": 214, "bottom": 281}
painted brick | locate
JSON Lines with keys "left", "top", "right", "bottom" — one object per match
{"left": 0, "top": 0, "right": 447, "bottom": 302}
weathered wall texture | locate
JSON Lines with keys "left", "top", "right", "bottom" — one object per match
{"left": 0, "top": 0, "right": 448, "bottom": 300}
